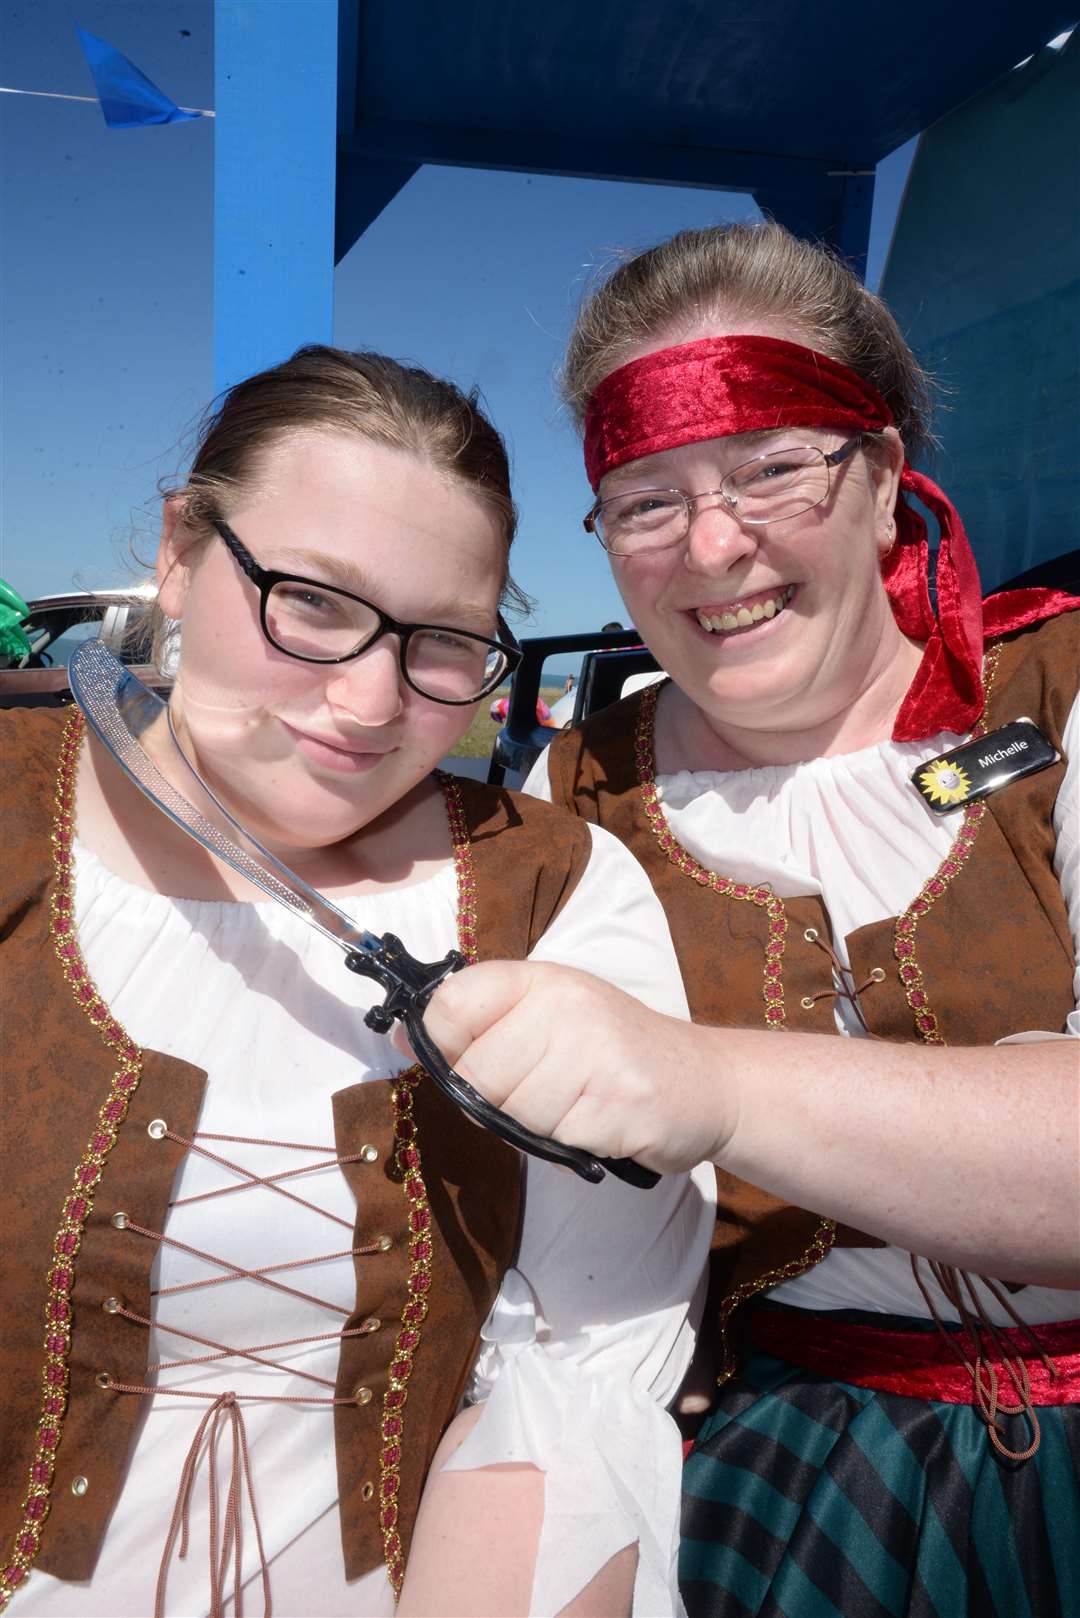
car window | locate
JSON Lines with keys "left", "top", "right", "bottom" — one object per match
{"left": 35, "top": 620, "right": 102, "bottom": 667}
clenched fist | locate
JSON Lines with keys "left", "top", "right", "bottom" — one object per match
{"left": 399, "top": 959, "right": 735, "bottom": 1175}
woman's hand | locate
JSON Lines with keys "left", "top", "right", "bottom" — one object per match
{"left": 409, "top": 963, "right": 1080, "bottom": 1284}
{"left": 405, "top": 960, "right": 736, "bottom": 1175}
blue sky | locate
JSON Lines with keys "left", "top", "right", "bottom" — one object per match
{"left": 2, "top": 2, "right": 915, "bottom": 635}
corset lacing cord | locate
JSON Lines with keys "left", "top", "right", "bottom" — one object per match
{"left": 155, "top": 1392, "right": 268, "bottom": 1618}
{"left": 909, "top": 1254, "right": 1059, "bottom": 1461}
{"left": 802, "top": 930, "right": 885, "bottom": 1040}
{"left": 103, "top": 1127, "right": 382, "bottom": 1616}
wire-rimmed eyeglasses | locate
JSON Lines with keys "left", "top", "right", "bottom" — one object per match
{"left": 213, "top": 519, "right": 521, "bottom": 706}
{"left": 584, "top": 436, "right": 866, "bottom": 556}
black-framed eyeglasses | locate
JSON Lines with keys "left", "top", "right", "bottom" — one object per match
{"left": 584, "top": 436, "right": 867, "bottom": 557}
{"left": 213, "top": 519, "right": 522, "bottom": 706}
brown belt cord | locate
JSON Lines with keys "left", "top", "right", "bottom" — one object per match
{"left": 799, "top": 939, "right": 1061, "bottom": 1459}
{"left": 909, "top": 1254, "right": 1059, "bottom": 1460}
{"left": 102, "top": 1128, "right": 384, "bottom": 1615}
{"left": 801, "top": 939, "right": 1060, "bottom": 1461}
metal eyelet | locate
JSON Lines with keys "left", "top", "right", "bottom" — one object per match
{"left": 147, "top": 1119, "right": 167, "bottom": 1140}
{"left": 360, "top": 1481, "right": 374, "bottom": 1502}
{"left": 803, "top": 927, "right": 819, "bottom": 943}
{"left": 868, "top": 966, "right": 887, "bottom": 983}
{"left": 70, "top": 1475, "right": 89, "bottom": 1497}
{"left": 360, "top": 1144, "right": 379, "bottom": 1163}
{"left": 110, "top": 1211, "right": 128, "bottom": 1230}
{"left": 376, "top": 1234, "right": 393, "bottom": 1253}
{"left": 799, "top": 995, "right": 815, "bottom": 1011}
{"left": 360, "top": 1316, "right": 381, "bottom": 1335}
{"left": 95, "top": 1372, "right": 111, "bottom": 1390}
{"left": 102, "top": 1295, "right": 122, "bottom": 1314}
{"left": 353, "top": 1385, "right": 373, "bottom": 1406}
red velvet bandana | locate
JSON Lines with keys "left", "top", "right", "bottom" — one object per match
{"left": 583, "top": 335, "right": 1077, "bottom": 741}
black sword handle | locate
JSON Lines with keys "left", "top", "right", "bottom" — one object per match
{"left": 344, "top": 935, "right": 659, "bottom": 1189}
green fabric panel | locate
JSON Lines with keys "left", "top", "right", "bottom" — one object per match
{"left": 850, "top": 1407, "right": 966, "bottom": 1618}
{"left": 1038, "top": 1409, "right": 1080, "bottom": 1616}
{"left": 804, "top": 1469, "right": 910, "bottom": 1616}
{"left": 968, "top": 1450, "right": 1036, "bottom": 1618}
{"left": 769, "top": 1554, "right": 847, "bottom": 1618}
{"left": 682, "top": 1444, "right": 801, "bottom": 1533}
{"left": 680, "top": 1539, "right": 771, "bottom": 1610}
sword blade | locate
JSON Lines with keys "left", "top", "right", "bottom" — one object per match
{"left": 68, "top": 640, "right": 380, "bottom": 957}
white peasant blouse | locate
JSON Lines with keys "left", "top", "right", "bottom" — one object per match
{"left": 525, "top": 691, "right": 1080, "bottom": 1330}
{"left": 21, "top": 818, "right": 715, "bottom": 1618}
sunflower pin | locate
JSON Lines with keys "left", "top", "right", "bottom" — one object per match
{"left": 918, "top": 757, "right": 972, "bottom": 807}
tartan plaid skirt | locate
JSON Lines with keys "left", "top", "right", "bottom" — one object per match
{"left": 680, "top": 1305, "right": 1080, "bottom": 1618}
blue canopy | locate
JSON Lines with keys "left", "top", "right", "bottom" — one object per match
{"left": 334, "top": 1, "right": 1077, "bottom": 264}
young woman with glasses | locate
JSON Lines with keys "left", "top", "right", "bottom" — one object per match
{"left": 416, "top": 224, "right": 1080, "bottom": 1617}
{"left": 0, "top": 347, "right": 714, "bottom": 1617}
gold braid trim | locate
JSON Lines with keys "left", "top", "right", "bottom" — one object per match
{"left": 375, "top": 772, "right": 477, "bottom": 1595}
{"left": 0, "top": 712, "right": 144, "bottom": 1611}
{"left": 633, "top": 685, "right": 835, "bottom": 1385}
{"left": 893, "top": 644, "right": 1002, "bottom": 1043}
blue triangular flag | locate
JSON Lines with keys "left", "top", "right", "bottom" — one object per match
{"left": 76, "top": 25, "right": 200, "bottom": 128}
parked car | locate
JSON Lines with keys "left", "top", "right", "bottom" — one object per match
{"left": 0, "top": 585, "right": 168, "bottom": 708}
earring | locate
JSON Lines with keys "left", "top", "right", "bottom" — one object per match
{"left": 881, "top": 516, "right": 896, "bottom": 555}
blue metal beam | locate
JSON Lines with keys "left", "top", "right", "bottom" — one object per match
{"left": 339, "top": 120, "right": 839, "bottom": 195}
{"left": 755, "top": 169, "right": 876, "bottom": 278}
{"left": 341, "top": 119, "right": 878, "bottom": 277}
{"left": 214, "top": 1, "right": 339, "bottom": 394}
{"left": 832, "top": 171, "right": 876, "bottom": 279}
{"left": 334, "top": 153, "right": 419, "bottom": 264}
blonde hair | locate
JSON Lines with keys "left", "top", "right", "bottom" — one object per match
{"left": 562, "top": 221, "right": 934, "bottom": 459}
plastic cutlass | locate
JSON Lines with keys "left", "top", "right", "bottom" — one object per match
{"left": 68, "top": 640, "right": 659, "bottom": 1188}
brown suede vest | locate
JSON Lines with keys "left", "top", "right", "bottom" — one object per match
{"left": 546, "top": 614, "right": 1078, "bottom": 1313}
{"left": 0, "top": 707, "right": 591, "bottom": 1595}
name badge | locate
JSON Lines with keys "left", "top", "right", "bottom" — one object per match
{"left": 912, "top": 719, "right": 1060, "bottom": 814}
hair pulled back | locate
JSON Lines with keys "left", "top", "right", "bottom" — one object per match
{"left": 562, "top": 221, "right": 934, "bottom": 461}
{"left": 163, "top": 344, "right": 525, "bottom": 611}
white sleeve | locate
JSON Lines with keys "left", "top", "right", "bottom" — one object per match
{"left": 520, "top": 747, "right": 555, "bottom": 801}
{"left": 444, "top": 824, "right": 714, "bottom": 1618}
{"left": 997, "top": 689, "right": 1080, "bottom": 1042}
{"left": 1053, "top": 691, "right": 1080, "bottom": 1035}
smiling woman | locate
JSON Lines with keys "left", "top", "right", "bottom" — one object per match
{"left": 413, "top": 223, "right": 1080, "bottom": 1618}
{"left": 0, "top": 346, "right": 713, "bottom": 1618}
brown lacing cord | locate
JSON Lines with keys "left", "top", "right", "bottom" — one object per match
{"left": 803, "top": 930, "right": 886, "bottom": 1040}
{"left": 909, "top": 1254, "right": 1060, "bottom": 1461}
{"left": 104, "top": 1126, "right": 386, "bottom": 1614}
{"left": 154, "top": 1391, "right": 271, "bottom": 1618}
{"left": 125, "top": 1216, "right": 358, "bottom": 1315}
{"left": 157, "top": 1243, "right": 375, "bottom": 1300}
{"left": 105, "top": 1307, "right": 375, "bottom": 1391}
{"left": 171, "top": 1130, "right": 361, "bottom": 1209}
{"left": 160, "top": 1127, "right": 360, "bottom": 1229}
